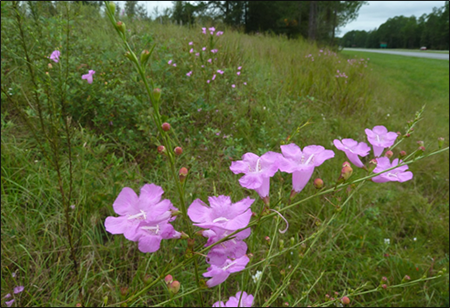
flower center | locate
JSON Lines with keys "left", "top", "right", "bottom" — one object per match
{"left": 304, "top": 154, "right": 315, "bottom": 165}
{"left": 213, "top": 217, "right": 229, "bottom": 223}
{"left": 128, "top": 210, "right": 147, "bottom": 221}
{"left": 141, "top": 224, "right": 160, "bottom": 235}
{"left": 249, "top": 158, "right": 262, "bottom": 173}
{"left": 223, "top": 260, "right": 237, "bottom": 271}
{"left": 386, "top": 172, "right": 398, "bottom": 178}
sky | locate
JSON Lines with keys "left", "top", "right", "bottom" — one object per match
{"left": 126, "top": 1, "right": 446, "bottom": 36}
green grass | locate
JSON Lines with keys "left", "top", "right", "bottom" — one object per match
{"left": 345, "top": 48, "right": 449, "bottom": 54}
{"left": 1, "top": 3, "right": 449, "bottom": 307}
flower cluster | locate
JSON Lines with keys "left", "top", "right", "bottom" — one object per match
{"left": 104, "top": 184, "right": 181, "bottom": 253}
{"left": 231, "top": 144, "right": 335, "bottom": 199}
{"left": 334, "top": 125, "right": 413, "bottom": 182}
{"left": 188, "top": 195, "right": 253, "bottom": 287}
{"left": 3, "top": 275, "right": 24, "bottom": 308}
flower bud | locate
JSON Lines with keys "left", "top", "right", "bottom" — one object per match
{"left": 438, "top": 137, "right": 444, "bottom": 149}
{"left": 164, "top": 275, "right": 173, "bottom": 285}
{"left": 399, "top": 150, "right": 406, "bottom": 158}
{"left": 103, "top": 295, "right": 109, "bottom": 306}
{"left": 341, "top": 296, "right": 350, "bottom": 305}
{"left": 180, "top": 231, "right": 189, "bottom": 239}
{"left": 279, "top": 239, "right": 284, "bottom": 250}
{"left": 368, "top": 158, "right": 377, "bottom": 172}
{"left": 157, "top": 145, "right": 166, "bottom": 154}
{"left": 107, "top": 1, "right": 116, "bottom": 14}
{"left": 153, "top": 88, "right": 161, "bottom": 102}
{"left": 283, "top": 302, "right": 289, "bottom": 307}
{"left": 116, "top": 21, "right": 126, "bottom": 34}
{"left": 174, "top": 147, "right": 183, "bottom": 155}
{"left": 178, "top": 167, "right": 188, "bottom": 182}
{"left": 417, "top": 141, "right": 424, "bottom": 147}
{"left": 124, "top": 51, "right": 134, "bottom": 62}
{"left": 140, "top": 49, "right": 151, "bottom": 66}
{"left": 341, "top": 165, "right": 353, "bottom": 181}
{"left": 168, "top": 281, "right": 180, "bottom": 295}
{"left": 48, "top": 63, "right": 53, "bottom": 69}
{"left": 382, "top": 276, "right": 388, "bottom": 282}
{"left": 262, "top": 196, "right": 270, "bottom": 205}
{"left": 313, "top": 178, "right": 323, "bottom": 189}
{"left": 290, "top": 237, "right": 295, "bottom": 246}
{"left": 381, "top": 284, "right": 387, "bottom": 289}
{"left": 120, "top": 286, "right": 129, "bottom": 297}
{"left": 265, "top": 236, "right": 270, "bottom": 245}
{"left": 289, "top": 189, "right": 297, "bottom": 200}
{"left": 404, "top": 133, "right": 410, "bottom": 138}
{"left": 342, "top": 161, "right": 351, "bottom": 168}
{"left": 385, "top": 150, "right": 393, "bottom": 158}
{"left": 143, "top": 274, "right": 152, "bottom": 285}
{"left": 402, "top": 275, "right": 411, "bottom": 283}
{"left": 162, "top": 122, "right": 171, "bottom": 131}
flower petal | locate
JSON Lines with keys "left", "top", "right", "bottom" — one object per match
{"left": 112, "top": 187, "right": 139, "bottom": 215}
{"left": 292, "top": 167, "right": 314, "bottom": 192}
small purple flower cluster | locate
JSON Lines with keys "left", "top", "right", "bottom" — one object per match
{"left": 334, "top": 125, "right": 413, "bottom": 182}
{"left": 47, "top": 50, "right": 96, "bottom": 84}
{"left": 104, "top": 184, "right": 181, "bottom": 253}
{"left": 213, "top": 291, "right": 254, "bottom": 307}
{"left": 3, "top": 275, "right": 24, "bottom": 307}
{"left": 188, "top": 196, "right": 253, "bottom": 287}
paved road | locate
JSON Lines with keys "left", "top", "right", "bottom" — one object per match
{"left": 343, "top": 48, "right": 449, "bottom": 60}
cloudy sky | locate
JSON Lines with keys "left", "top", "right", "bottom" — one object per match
{"left": 131, "top": 1, "right": 446, "bottom": 36}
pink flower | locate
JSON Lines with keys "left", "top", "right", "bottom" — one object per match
{"left": 168, "top": 60, "right": 172, "bottom": 65}
{"left": 104, "top": 184, "right": 179, "bottom": 252}
{"left": 186, "top": 71, "right": 192, "bottom": 77}
{"left": 237, "top": 72, "right": 241, "bottom": 75}
{"left": 216, "top": 31, "right": 224, "bottom": 36}
{"left": 208, "top": 59, "right": 212, "bottom": 63}
{"left": 81, "top": 70, "right": 95, "bottom": 84}
{"left": 211, "top": 49, "right": 218, "bottom": 53}
{"left": 190, "top": 48, "right": 194, "bottom": 53}
{"left": 48, "top": 50, "right": 60, "bottom": 63}
{"left": 333, "top": 139, "right": 370, "bottom": 168}
{"left": 13, "top": 286, "right": 24, "bottom": 294}
{"left": 207, "top": 80, "right": 210, "bottom": 83}
{"left": 189, "top": 41, "right": 193, "bottom": 45}
{"left": 187, "top": 195, "right": 254, "bottom": 231}
{"left": 202, "top": 27, "right": 206, "bottom": 34}
{"left": 217, "top": 70, "right": 224, "bottom": 74}
{"left": 5, "top": 299, "right": 15, "bottom": 307}
{"left": 232, "top": 84, "right": 235, "bottom": 88}
{"left": 365, "top": 125, "right": 398, "bottom": 157}
{"left": 230, "top": 152, "right": 281, "bottom": 198}
{"left": 279, "top": 144, "right": 334, "bottom": 193}
{"left": 173, "top": 63, "right": 177, "bottom": 67}
{"left": 244, "top": 82, "right": 247, "bottom": 85}
{"left": 203, "top": 255, "right": 249, "bottom": 287}
{"left": 372, "top": 157, "right": 413, "bottom": 183}
{"left": 202, "top": 47, "right": 206, "bottom": 51}
{"left": 195, "top": 52, "right": 200, "bottom": 56}
{"left": 213, "top": 291, "right": 254, "bottom": 307}
{"left": 212, "top": 74, "right": 216, "bottom": 80}
{"left": 238, "top": 66, "right": 242, "bottom": 70}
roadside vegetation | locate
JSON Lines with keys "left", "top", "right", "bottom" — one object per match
{"left": 1, "top": 2, "right": 448, "bottom": 307}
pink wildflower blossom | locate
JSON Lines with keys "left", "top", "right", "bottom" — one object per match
{"left": 13, "top": 286, "right": 24, "bottom": 294}
{"left": 48, "top": 50, "right": 60, "bottom": 63}
{"left": 232, "top": 84, "right": 235, "bottom": 88}
{"left": 213, "top": 291, "right": 254, "bottom": 307}
{"left": 6, "top": 299, "right": 14, "bottom": 307}
{"left": 333, "top": 139, "right": 370, "bottom": 168}
{"left": 81, "top": 70, "right": 95, "bottom": 84}
{"left": 216, "top": 31, "right": 224, "bottom": 36}
{"left": 188, "top": 195, "right": 254, "bottom": 231}
{"left": 104, "top": 184, "right": 180, "bottom": 253}
{"left": 186, "top": 71, "right": 192, "bottom": 77}
{"left": 203, "top": 255, "right": 249, "bottom": 287}
{"left": 279, "top": 144, "right": 334, "bottom": 193}
{"left": 230, "top": 152, "right": 281, "bottom": 198}
{"left": 189, "top": 41, "right": 193, "bottom": 45}
{"left": 372, "top": 157, "right": 413, "bottom": 183}
{"left": 365, "top": 125, "right": 398, "bottom": 157}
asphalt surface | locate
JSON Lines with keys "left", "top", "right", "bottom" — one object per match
{"left": 343, "top": 48, "right": 449, "bottom": 60}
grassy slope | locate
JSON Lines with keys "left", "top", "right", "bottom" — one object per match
{"left": 1, "top": 15, "right": 449, "bottom": 307}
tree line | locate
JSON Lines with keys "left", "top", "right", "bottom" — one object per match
{"left": 341, "top": 1, "right": 449, "bottom": 50}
